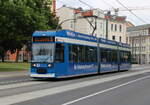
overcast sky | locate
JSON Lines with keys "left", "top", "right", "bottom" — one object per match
{"left": 56, "top": 0, "right": 150, "bottom": 26}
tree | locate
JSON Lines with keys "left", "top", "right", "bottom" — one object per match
{"left": 0, "top": 0, "right": 58, "bottom": 62}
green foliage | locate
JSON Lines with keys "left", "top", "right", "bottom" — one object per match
{"left": 0, "top": 0, "right": 58, "bottom": 62}
{"left": 0, "top": 62, "right": 29, "bottom": 72}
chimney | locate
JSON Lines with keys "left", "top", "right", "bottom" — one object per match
{"left": 51, "top": 0, "right": 56, "bottom": 13}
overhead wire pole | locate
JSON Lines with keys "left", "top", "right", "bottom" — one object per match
{"left": 116, "top": 0, "right": 146, "bottom": 65}
{"left": 78, "top": 0, "right": 107, "bottom": 36}
{"left": 77, "top": 0, "right": 97, "bottom": 36}
{"left": 77, "top": 0, "right": 101, "bottom": 73}
{"left": 100, "top": 0, "right": 117, "bottom": 39}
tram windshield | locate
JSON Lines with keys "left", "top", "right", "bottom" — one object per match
{"left": 32, "top": 43, "right": 55, "bottom": 63}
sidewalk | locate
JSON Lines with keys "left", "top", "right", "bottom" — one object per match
{"left": 132, "top": 64, "right": 150, "bottom": 68}
{"left": 132, "top": 64, "right": 141, "bottom": 67}
{"left": 0, "top": 70, "right": 29, "bottom": 78}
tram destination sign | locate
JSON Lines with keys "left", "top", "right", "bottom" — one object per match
{"left": 33, "top": 37, "right": 55, "bottom": 42}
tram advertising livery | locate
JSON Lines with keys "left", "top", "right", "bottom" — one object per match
{"left": 30, "top": 30, "right": 131, "bottom": 78}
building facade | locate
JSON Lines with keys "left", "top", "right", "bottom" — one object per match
{"left": 57, "top": 6, "right": 106, "bottom": 38}
{"left": 106, "top": 14, "right": 127, "bottom": 43}
{"left": 127, "top": 24, "right": 150, "bottom": 64}
{"left": 57, "top": 6, "right": 128, "bottom": 43}
{"left": 3, "top": 45, "right": 31, "bottom": 62}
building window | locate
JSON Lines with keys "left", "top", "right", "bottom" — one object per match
{"left": 119, "top": 36, "right": 122, "bottom": 42}
{"left": 70, "top": 21, "right": 74, "bottom": 29}
{"left": 126, "top": 37, "right": 128, "bottom": 43}
{"left": 111, "top": 24, "right": 113, "bottom": 31}
{"left": 100, "top": 23, "right": 103, "bottom": 28}
{"left": 119, "top": 25, "right": 122, "bottom": 32}
{"left": 115, "top": 24, "right": 117, "bottom": 31}
{"left": 112, "top": 36, "right": 115, "bottom": 40}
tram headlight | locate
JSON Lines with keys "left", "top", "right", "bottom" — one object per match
{"left": 48, "top": 64, "right": 52, "bottom": 67}
{"left": 32, "top": 64, "right": 37, "bottom": 67}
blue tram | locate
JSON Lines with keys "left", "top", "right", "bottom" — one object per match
{"left": 30, "top": 30, "right": 131, "bottom": 78}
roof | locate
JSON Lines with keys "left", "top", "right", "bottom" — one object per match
{"left": 126, "top": 21, "right": 135, "bottom": 27}
{"left": 127, "top": 24, "right": 150, "bottom": 31}
{"left": 57, "top": 6, "right": 84, "bottom": 11}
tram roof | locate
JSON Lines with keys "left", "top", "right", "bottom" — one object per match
{"left": 33, "top": 30, "right": 97, "bottom": 42}
{"left": 33, "top": 30, "right": 130, "bottom": 48}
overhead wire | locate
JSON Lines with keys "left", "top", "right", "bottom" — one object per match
{"left": 77, "top": 0, "right": 106, "bottom": 14}
{"left": 77, "top": 0, "right": 105, "bottom": 36}
{"left": 116, "top": 0, "right": 147, "bottom": 24}
{"left": 101, "top": 0, "right": 115, "bottom": 9}
{"left": 57, "top": 0, "right": 70, "bottom": 7}
{"left": 78, "top": 0, "right": 94, "bottom": 9}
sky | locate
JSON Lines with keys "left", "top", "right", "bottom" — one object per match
{"left": 56, "top": 0, "right": 150, "bottom": 26}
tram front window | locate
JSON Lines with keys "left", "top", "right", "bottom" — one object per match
{"left": 32, "top": 43, "right": 55, "bottom": 63}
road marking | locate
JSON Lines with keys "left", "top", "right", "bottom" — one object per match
{"left": 1, "top": 69, "right": 150, "bottom": 105}
{"left": 62, "top": 75, "right": 150, "bottom": 105}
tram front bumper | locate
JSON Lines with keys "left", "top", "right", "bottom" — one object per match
{"left": 30, "top": 73, "right": 55, "bottom": 78}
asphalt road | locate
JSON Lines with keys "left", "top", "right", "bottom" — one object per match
{"left": 0, "top": 65, "right": 150, "bottom": 105}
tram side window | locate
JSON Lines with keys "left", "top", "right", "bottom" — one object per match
{"left": 55, "top": 43, "right": 64, "bottom": 62}
{"left": 101, "top": 49, "right": 109, "bottom": 63}
{"left": 69, "top": 45, "right": 97, "bottom": 63}
{"left": 121, "top": 51, "right": 131, "bottom": 62}
{"left": 111, "top": 50, "right": 117, "bottom": 62}
{"left": 69, "top": 45, "right": 78, "bottom": 62}
{"left": 101, "top": 49, "right": 117, "bottom": 63}
{"left": 120, "top": 52, "right": 124, "bottom": 62}
{"left": 126, "top": 52, "right": 131, "bottom": 62}
{"left": 127, "top": 52, "right": 131, "bottom": 62}
{"left": 86, "top": 47, "right": 97, "bottom": 62}
{"left": 78, "top": 45, "right": 85, "bottom": 62}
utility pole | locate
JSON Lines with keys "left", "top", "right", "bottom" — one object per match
{"left": 139, "top": 33, "right": 142, "bottom": 64}
{"left": 51, "top": 0, "right": 56, "bottom": 14}
{"left": 131, "top": 37, "right": 134, "bottom": 62}
{"left": 135, "top": 38, "right": 137, "bottom": 63}
{"left": 105, "top": 11, "right": 110, "bottom": 40}
{"left": 73, "top": 12, "right": 76, "bottom": 32}
{"left": 106, "top": 19, "right": 108, "bottom": 39}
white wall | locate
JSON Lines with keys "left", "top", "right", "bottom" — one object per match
{"left": 56, "top": 7, "right": 75, "bottom": 30}
{"left": 56, "top": 7, "right": 106, "bottom": 38}
{"left": 57, "top": 6, "right": 127, "bottom": 43}
{"left": 108, "top": 21, "right": 127, "bottom": 43}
